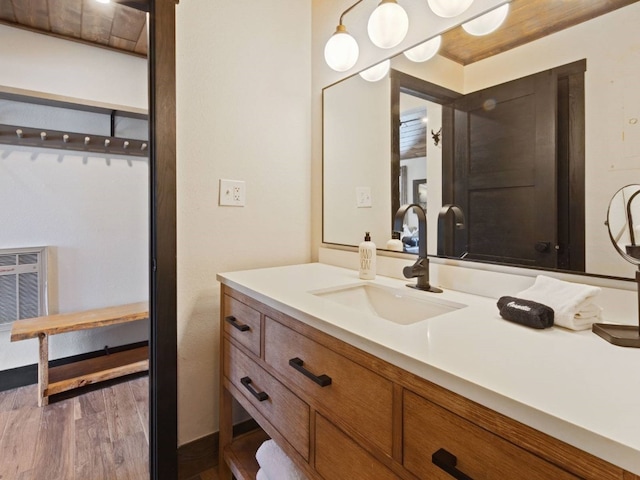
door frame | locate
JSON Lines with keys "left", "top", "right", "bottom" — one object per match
{"left": 148, "top": 0, "right": 178, "bottom": 478}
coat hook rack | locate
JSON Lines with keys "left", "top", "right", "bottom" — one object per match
{"left": 0, "top": 124, "right": 149, "bottom": 158}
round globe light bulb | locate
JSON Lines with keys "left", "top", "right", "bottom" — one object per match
{"left": 367, "top": 1, "right": 409, "bottom": 49}
{"left": 427, "top": 0, "right": 474, "bottom": 18}
{"left": 359, "top": 60, "right": 391, "bottom": 82}
{"left": 324, "top": 26, "right": 359, "bottom": 72}
{"left": 403, "top": 35, "right": 442, "bottom": 62}
{"left": 462, "top": 4, "right": 509, "bottom": 36}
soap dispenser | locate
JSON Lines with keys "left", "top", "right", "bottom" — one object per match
{"left": 386, "top": 231, "right": 404, "bottom": 252}
{"left": 359, "top": 232, "right": 376, "bottom": 280}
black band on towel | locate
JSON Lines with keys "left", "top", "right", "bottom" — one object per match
{"left": 497, "top": 296, "right": 554, "bottom": 329}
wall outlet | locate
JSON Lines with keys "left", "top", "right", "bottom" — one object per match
{"left": 219, "top": 179, "right": 246, "bottom": 206}
{"left": 356, "top": 187, "right": 372, "bottom": 208}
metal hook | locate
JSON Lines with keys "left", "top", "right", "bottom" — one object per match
{"left": 16, "top": 129, "right": 23, "bottom": 138}
{"left": 63, "top": 134, "right": 70, "bottom": 143}
{"left": 104, "top": 139, "right": 111, "bottom": 147}
{"left": 141, "top": 143, "right": 148, "bottom": 151}
{"left": 40, "top": 132, "right": 47, "bottom": 141}
{"left": 123, "top": 141, "right": 129, "bottom": 149}
{"left": 84, "top": 137, "right": 91, "bottom": 145}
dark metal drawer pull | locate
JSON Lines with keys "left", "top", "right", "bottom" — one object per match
{"left": 288, "top": 357, "right": 332, "bottom": 387}
{"left": 240, "top": 377, "right": 269, "bottom": 402}
{"left": 225, "top": 315, "right": 250, "bottom": 332}
{"left": 432, "top": 448, "right": 474, "bottom": 480}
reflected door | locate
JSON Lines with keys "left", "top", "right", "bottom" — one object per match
{"left": 450, "top": 69, "right": 559, "bottom": 268}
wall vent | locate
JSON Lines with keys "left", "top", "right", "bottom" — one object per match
{"left": 0, "top": 247, "right": 48, "bottom": 329}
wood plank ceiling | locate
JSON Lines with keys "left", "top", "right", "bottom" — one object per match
{"left": 440, "top": 0, "right": 638, "bottom": 65}
{"left": 0, "top": 0, "right": 148, "bottom": 57}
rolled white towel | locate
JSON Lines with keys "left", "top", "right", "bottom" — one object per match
{"left": 255, "top": 440, "right": 308, "bottom": 480}
{"left": 256, "top": 468, "right": 270, "bottom": 480}
{"left": 516, "top": 275, "right": 602, "bottom": 330}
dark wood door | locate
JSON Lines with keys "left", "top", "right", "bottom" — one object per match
{"left": 450, "top": 69, "right": 558, "bottom": 268}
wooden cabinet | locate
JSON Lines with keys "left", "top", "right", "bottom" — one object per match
{"left": 264, "top": 316, "right": 394, "bottom": 456}
{"left": 223, "top": 340, "right": 310, "bottom": 460}
{"left": 315, "top": 413, "right": 400, "bottom": 480}
{"left": 219, "top": 285, "right": 636, "bottom": 480}
{"left": 222, "top": 294, "right": 261, "bottom": 357}
{"left": 403, "top": 390, "right": 578, "bottom": 480}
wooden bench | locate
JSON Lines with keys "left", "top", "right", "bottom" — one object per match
{"left": 10, "top": 301, "right": 149, "bottom": 406}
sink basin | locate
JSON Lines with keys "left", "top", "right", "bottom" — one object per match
{"left": 311, "top": 283, "right": 466, "bottom": 325}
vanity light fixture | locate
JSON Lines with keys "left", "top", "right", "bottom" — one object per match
{"left": 462, "top": 4, "right": 510, "bottom": 36}
{"left": 427, "top": 0, "right": 474, "bottom": 18}
{"left": 403, "top": 35, "right": 442, "bottom": 62}
{"left": 324, "top": 0, "right": 364, "bottom": 72}
{"left": 368, "top": 0, "right": 409, "bottom": 49}
{"left": 359, "top": 59, "right": 391, "bottom": 82}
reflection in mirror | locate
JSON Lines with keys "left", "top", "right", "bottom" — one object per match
{"left": 323, "top": 0, "right": 640, "bottom": 280}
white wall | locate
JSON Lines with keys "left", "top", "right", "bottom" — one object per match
{"left": 176, "top": 0, "right": 311, "bottom": 445}
{"left": 0, "top": 24, "right": 147, "bottom": 109}
{"left": 0, "top": 26, "right": 149, "bottom": 369}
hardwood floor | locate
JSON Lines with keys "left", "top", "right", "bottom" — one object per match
{"left": 0, "top": 376, "right": 221, "bottom": 480}
{"left": 0, "top": 376, "right": 150, "bottom": 480}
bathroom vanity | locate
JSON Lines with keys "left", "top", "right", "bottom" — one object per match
{"left": 218, "top": 263, "right": 640, "bottom": 480}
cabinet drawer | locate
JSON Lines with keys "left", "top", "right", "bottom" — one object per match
{"left": 264, "top": 317, "right": 393, "bottom": 456}
{"left": 223, "top": 294, "right": 261, "bottom": 357}
{"left": 315, "top": 413, "right": 400, "bottom": 480}
{"left": 223, "top": 340, "right": 310, "bottom": 460}
{"left": 403, "top": 390, "right": 578, "bottom": 480}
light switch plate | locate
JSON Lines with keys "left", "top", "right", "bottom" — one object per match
{"left": 219, "top": 179, "right": 246, "bottom": 206}
{"left": 356, "top": 187, "right": 372, "bottom": 208}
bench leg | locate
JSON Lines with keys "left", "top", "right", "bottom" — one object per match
{"left": 38, "top": 333, "right": 49, "bottom": 407}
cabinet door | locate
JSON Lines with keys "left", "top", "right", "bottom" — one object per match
{"left": 223, "top": 294, "right": 261, "bottom": 357}
{"left": 264, "top": 317, "right": 394, "bottom": 456}
{"left": 403, "top": 390, "right": 579, "bottom": 480}
{"left": 224, "top": 340, "right": 310, "bottom": 460}
{"left": 315, "top": 414, "right": 400, "bottom": 480}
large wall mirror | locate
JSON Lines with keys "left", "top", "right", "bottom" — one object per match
{"left": 323, "top": 0, "right": 640, "bottom": 280}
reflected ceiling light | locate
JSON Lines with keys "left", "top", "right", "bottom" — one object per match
{"left": 368, "top": 0, "right": 409, "bottom": 49}
{"left": 427, "top": 0, "right": 474, "bottom": 18}
{"left": 462, "top": 4, "right": 510, "bottom": 36}
{"left": 403, "top": 35, "right": 441, "bottom": 62}
{"left": 95, "top": 0, "right": 111, "bottom": 3}
{"left": 359, "top": 60, "right": 391, "bottom": 82}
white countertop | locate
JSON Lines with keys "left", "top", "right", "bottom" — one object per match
{"left": 217, "top": 262, "right": 640, "bottom": 475}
